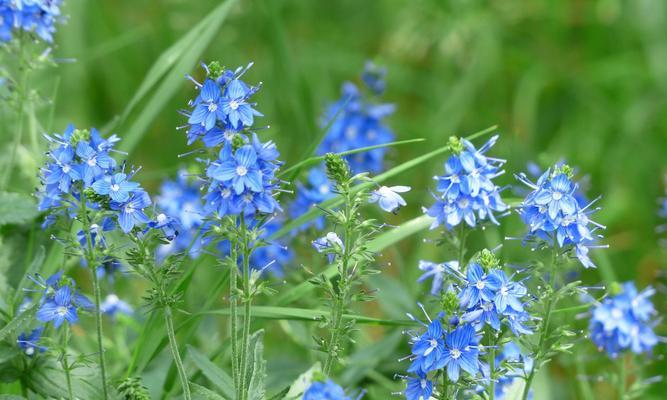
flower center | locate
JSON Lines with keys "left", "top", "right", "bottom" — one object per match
{"left": 208, "top": 102, "right": 218, "bottom": 112}
{"left": 552, "top": 191, "right": 563, "bottom": 201}
{"left": 423, "top": 339, "right": 438, "bottom": 356}
{"left": 450, "top": 348, "right": 461, "bottom": 359}
{"left": 62, "top": 164, "right": 71, "bottom": 173}
{"left": 124, "top": 205, "right": 135, "bottom": 214}
{"left": 87, "top": 157, "right": 97, "bottom": 166}
{"left": 111, "top": 184, "right": 120, "bottom": 192}
{"left": 236, "top": 165, "right": 248, "bottom": 176}
{"left": 224, "top": 130, "right": 235, "bottom": 140}
{"left": 345, "top": 126, "right": 357, "bottom": 139}
{"left": 475, "top": 280, "right": 486, "bottom": 290}
{"left": 221, "top": 188, "right": 232, "bottom": 198}
{"left": 420, "top": 379, "right": 427, "bottom": 389}
{"left": 25, "top": 347, "right": 35, "bottom": 356}
{"left": 319, "top": 185, "right": 330, "bottom": 194}
{"left": 56, "top": 306, "right": 68, "bottom": 316}
{"left": 611, "top": 308, "right": 623, "bottom": 319}
{"left": 500, "top": 286, "right": 509, "bottom": 296}
{"left": 157, "top": 213, "right": 167, "bottom": 223}
{"left": 229, "top": 100, "right": 239, "bottom": 110}
{"left": 482, "top": 302, "right": 494, "bottom": 311}
{"left": 458, "top": 198, "right": 469, "bottom": 208}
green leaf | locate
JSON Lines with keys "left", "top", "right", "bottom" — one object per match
{"left": 0, "top": 396, "right": 26, "bottom": 400}
{"left": 282, "top": 363, "right": 321, "bottom": 400}
{"left": 187, "top": 345, "right": 235, "bottom": 400}
{"left": 279, "top": 138, "right": 425, "bottom": 177}
{"left": 0, "top": 192, "right": 38, "bottom": 226}
{"left": 24, "top": 360, "right": 108, "bottom": 399}
{"left": 340, "top": 330, "right": 403, "bottom": 386}
{"left": 198, "top": 306, "right": 414, "bottom": 326}
{"left": 270, "top": 125, "right": 496, "bottom": 239}
{"left": 0, "top": 343, "right": 19, "bottom": 365}
{"left": 0, "top": 304, "right": 36, "bottom": 342}
{"left": 191, "top": 383, "right": 228, "bottom": 400}
{"left": 117, "top": 0, "right": 239, "bottom": 154}
{"left": 246, "top": 330, "right": 266, "bottom": 400}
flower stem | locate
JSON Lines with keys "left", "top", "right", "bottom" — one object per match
{"left": 617, "top": 355, "right": 626, "bottom": 400}
{"left": 80, "top": 192, "right": 109, "bottom": 399}
{"left": 440, "top": 371, "right": 448, "bottom": 399}
{"left": 238, "top": 215, "right": 253, "bottom": 400}
{"left": 323, "top": 187, "right": 353, "bottom": 376}
{"left": 489, "top": 344, "right": 496, "bottom": 400}
{"left": 164, "top": 305, "right": 191, "bottom": 400}
{"left": 521, "top": 246, "right": 559, "bottom": 400}
{"left": 229, "top": 239, "right": 240, "bottom": 396}
{"left": 62, "top": 325, "right": 73, "bottom": 400}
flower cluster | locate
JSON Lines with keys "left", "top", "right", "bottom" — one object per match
{"left": 204, "top": 133, "right": 282, "bottom": 217}
{"left": 0, "top": 0, "right": 63, "bottom": 43}
{"left": 589, "top": 282, "right": 658, "bottom": 358}
{"left": 182, "top": 63, "right": 283, "bottom": 219}
{"left": 317, "top": 62, "right": 395, "bottom": 174}
{"left": 425, "top": 135, "right": 507, "bottom": 230}
{"left": 404, "top": 314, "right": 481, "bottom": 398}
{"left": 517, "top": 164, "right": 605, "bottom": 268}
{"left": 182, "top": 62, "right": 262, "bottom": 147}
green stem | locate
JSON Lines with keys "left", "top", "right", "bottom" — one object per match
{"left": 238, "top": 216, "right": 253, "bottom": 400}
{"left": 2, "top": 32, "right": 29, "bottom": 190}
{"left": 440, "top": 370, "right": 448, "bottom": 399}
{"left": 617, "top": 355, "right": 625, "bottom": 400}
{"left": 80, "top": 192, "right": 109, "bottom": 399}
{"left": 229, "top": 239, "right": 240, "bottom": 396}
{"left": 323, "top": 186, "right": 353, "bottom": 376}
{"left": 164, "top": 305, "right": 191, "bottom": 400}
{"left": 489, "top": 344, "right": 496, "bottom": 400}
{"left": 457, "top": 224, "right": 466, "bottom": 268}
{"left": 62, "top": 325, "right": 73, "bottom": 400}
{"left": 521, "top": 246, "right": 559, "bottom": 400}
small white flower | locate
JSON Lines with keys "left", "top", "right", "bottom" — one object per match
{"left": 369, "top": 185, "right": 410, "bottom": 212}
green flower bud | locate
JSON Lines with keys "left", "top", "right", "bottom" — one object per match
{"left": 448, "top": 136, "right": 464, "bottom": 154}
{"left": 608, "top": 281, "right": 622, "bottom": 296}
{"left": 207, "top": 61, "right": 224, "bottom": 80}
{"left": 441, "top": 291, "right": 460, "bottom": 315}
{"left": 325, "top": 153, "right": 351, "bottom": 185}
{"left": 70, "top": 128, "right": 90, "bottom": 146}
{"left": 477, "top": 249, "right": 499, "bottom": 271}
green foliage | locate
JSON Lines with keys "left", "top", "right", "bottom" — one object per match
{"left": 0, "top": 192, "right": 38, "bottom": 226}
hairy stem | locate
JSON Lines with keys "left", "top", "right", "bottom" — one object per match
{"left": 80, "top": 192, "right": 109, "bottom": 399}
{"left": 164, "top": 305, "right": 191, "bottom": 400}
{"left": 522, "top": 245, "right": 559, "bottom": 400}
{"left": 323, "top": 186, "right": 353, "bottom": 376}
{"left": 229, "top": 239, "right": 240, "bottom": 396}
{"left": 238, "top": 215, "right": 253, "bottom": 400}
{"left": 62, "top": 325, "right": 73, "bottom": 400}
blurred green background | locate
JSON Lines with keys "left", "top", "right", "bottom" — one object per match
{"left": 11, "top": 0, "right": 667, "bottom": 398}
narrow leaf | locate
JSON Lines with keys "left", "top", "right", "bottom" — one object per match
{"left": 187, "top": 345, "right": 235, "bottom": 399}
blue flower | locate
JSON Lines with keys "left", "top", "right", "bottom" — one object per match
{"left": 361, "top": 61, "right": 387, "bottom": 95}
{"left": 589, "top": 282, "right": 658, "bottom": 357}
{"left": 505, "top": 309, "right": 534, "bottom": 336}
{"left": 442, "top": 324, "right": 480, "bottom": 382}
{"left": 75, "top": 140, "right": 115, "bottom": 186}
{"left": 369, "top": 185, "right": 410, "bottom": 213}
{"left": 462, "top": 301, "right": 501, "bottom": 331}
{"left": 17, "top": 327, "right": 46, "bottom": 356}
{"left": 92, "top": 172, "right": 141, "bottom": 203}
{"left": 407, "top": 319, "right": 446, "bottom": 374}
{"left": 417, "top": 260, "right": 458, "bottom": 296}
{"left": 101, "top": 294, "right": 133, "bottom": 318}
{"left": 303, "top": 380, "right": 351, "bottom": 400}
{"left": 220, "top": 79, "right": 262, "bottom": 129}
{"left": 188, "top": 79, "right": 224, "bottom": 131}
{"left": 148, "top": 212, "right": 180, "bottom": 240}
{"left": 42, "top": 146, "right": 81, "bottom": 193}
{"left": 208, "top": 145, "right": 263, "bottom": 194}
{"left": 404, "top": 373, "right": 433, "bottom": 400}
{"left": 426, "top": 135, "right": 507, "bottom": 230}
{"left": 487, "top": 270, "right": 527, "bottom": 313}
{"left": 458, "top": 263, "right": 499, "bottom": 309}
{"left": 112, "top": 190, "right": 152, "bottom": 233}
{"left": 36, "top": 285, "right": 79, "bottom": 328}
{"left": 517, "top": 165, "right": 605, "bottom": 268}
